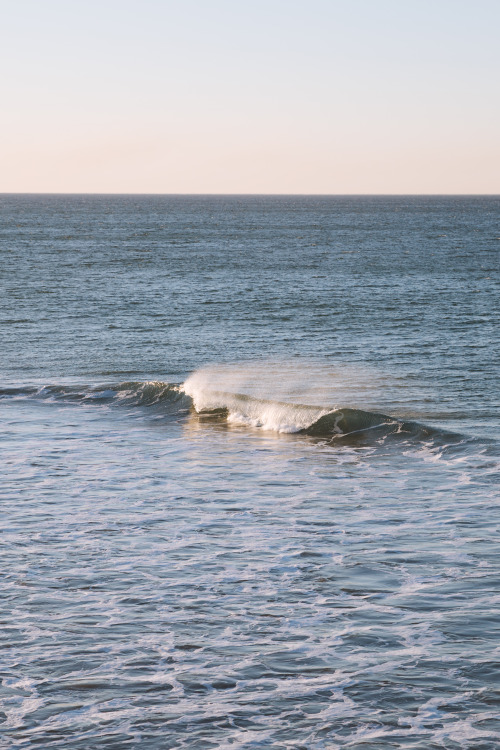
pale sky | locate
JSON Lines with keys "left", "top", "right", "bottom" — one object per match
{"left": 1, "top": 0, "right": 499, "bottom": 193}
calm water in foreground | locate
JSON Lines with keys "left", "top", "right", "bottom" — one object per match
{"left": 1, "top": 195, "right": 499, "bottom": 749}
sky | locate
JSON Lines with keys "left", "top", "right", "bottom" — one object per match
{"left": 1, "top": 0, "right": 499, "bottom": 194}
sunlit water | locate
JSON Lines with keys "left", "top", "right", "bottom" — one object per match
{"left": 1, "top": 196, "right": 499, "bottom": 748}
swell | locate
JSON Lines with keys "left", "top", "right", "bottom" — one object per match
{"left": 0, "top": 380, "right": 485, "bottom": 450}
{"left": 0, "top": 381, "right": 189, "bottom": 409}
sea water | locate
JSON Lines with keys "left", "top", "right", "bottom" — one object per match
{"left": 1, "top": 195, "right": 499, "bottom": 749}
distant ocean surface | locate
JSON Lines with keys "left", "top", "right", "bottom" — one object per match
{"left": 1, "top": 195, "right": 499, "bottom": 749}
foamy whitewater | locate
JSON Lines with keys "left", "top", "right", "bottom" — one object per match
{"left": 1, "top": 195, "right": 499, "bottom": 749}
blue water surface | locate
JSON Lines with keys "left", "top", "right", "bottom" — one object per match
{"left": 1, "top": 195, "right": 499, "bottom": 749}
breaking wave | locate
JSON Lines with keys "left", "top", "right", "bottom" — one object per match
{"left": 182, "top": 365, "right": 472, "bottom": 448}
{"left": 1, "top": 364, "right": 489, "bottom": 450}
{"left": 183, "top": 383, "right": 468, "bottom": 446}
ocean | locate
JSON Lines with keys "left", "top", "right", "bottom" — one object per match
{"left": 1, "top": 195, "right": 499, "bottom": 749}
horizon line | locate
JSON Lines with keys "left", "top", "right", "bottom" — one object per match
{"left": 1, "top": 192, "right": 499, "bottom": 198}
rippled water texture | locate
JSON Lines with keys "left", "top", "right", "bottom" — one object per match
{"left": 1, "top": 196, "right": 499, "bottom": 748}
